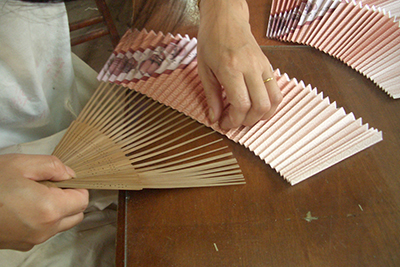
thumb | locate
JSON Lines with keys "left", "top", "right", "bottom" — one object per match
{"left": 198, "top": 64, "right": 224, "bottom": 124}
{"left": 19, "top": 154, "right": 76, "bottom": 182}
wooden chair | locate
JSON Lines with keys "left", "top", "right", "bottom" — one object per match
{"left": 69, "top": 0, "right": 120, "bottom": 48}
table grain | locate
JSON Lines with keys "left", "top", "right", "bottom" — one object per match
{"left": 116, "top": 46, "right": 400, "bottom": 267}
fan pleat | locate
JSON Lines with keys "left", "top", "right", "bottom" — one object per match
{"left": 267, "top": 0, "right": 400, "bottom": 98}
{"left": 93, "top": 28, "right": 382, "bottom": 185}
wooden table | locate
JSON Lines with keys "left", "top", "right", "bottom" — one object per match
{"left": 116, "top": 46, "right": 400, "bottom": 267}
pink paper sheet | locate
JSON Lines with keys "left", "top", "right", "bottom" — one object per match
{"left": 97, "top": 29, "right": 383, "bottom": 185}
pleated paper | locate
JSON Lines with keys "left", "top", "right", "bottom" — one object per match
{"left": 97, "top": 29, "right": 382, "bottom": 185}
{"left": 267, "top": 0, "right": 400, "bottom": 98}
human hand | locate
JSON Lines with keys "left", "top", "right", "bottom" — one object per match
{"left": 0, "top": 154, "right": 89, "bottom": 251}
{"left": 197, "top": 0, "right": 282, "bottom": 129}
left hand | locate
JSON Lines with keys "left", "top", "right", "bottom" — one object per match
{"left": 0, "top": 154, "right": 89, "bottom": 251}
{"left": 197, "top": 0, "right": 282, "bottom": 129}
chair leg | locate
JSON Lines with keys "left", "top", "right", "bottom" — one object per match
{"left": 94, "top": 0, "right": 120, "bottom": 47}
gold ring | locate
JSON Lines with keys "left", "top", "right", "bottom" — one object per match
{"left": 263, "top": 77, "right": 274, "bottom": 83}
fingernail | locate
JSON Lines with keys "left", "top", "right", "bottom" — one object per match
{"left": 220, "top": 116, "right": 231, "bottom": 130}
{"left": 208, "top": 108, "right": 215, "bottom": 123}
{"left": 65, "top": 165, "right": 76, "bottom": 178}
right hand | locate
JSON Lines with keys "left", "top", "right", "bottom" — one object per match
{"left": 197, "top": 0, "right": 282, "bottom": 129}
{"left": 0, "top": 154, "right": 89, "bottom": 251}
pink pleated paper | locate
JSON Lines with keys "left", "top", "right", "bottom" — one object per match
{"left": 97, "top": 29, "right": 382, "bottom": 185}
{"left": 266, "top": 0, "right": 400, "bottom": 99}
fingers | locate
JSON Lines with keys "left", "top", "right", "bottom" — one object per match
{"left": 216, "top": 69, "right": 282, "bottom": 130}
{"left": 260, "top": 65, "right": 283, "bottom": 121}
{"left": 52, "top": 188, "right": 88, "bottom": 238}
{"left": 261, "top": 73, "right": 283, "bottom": 121}
{"left": 49, "top": 188, "right": 89, "bottom": 218}
{"left": 196, "top": 0, "right": 282, "bottom": 129}
{"left": 13, "top": 154, "right": 75, "bottom": 182}
{"left": 0, "top": 154, "right": 88, "bottom": 250}
{"left": 1, "top": 241, "right": 35, "bottom": 252}
{"left": 197, "top": 40, "right": 282, "bottom": 130}
{"left": 29, "top": 188, "right": 88, "bottom": 242}
{"left": 26, "top": 210, "right": 86, "bottom": 248}
{"left": 198, "top": 63, "right": 225, "bottom": 123}
{"left": 240, "top": 73, "right": 272, "bottom": 126}
{"left": 57, "top": 211, "right": 85, "bottom": 233}
{"left": 11, "top": 154, "right": 89, "bottom": 229}
{"left": 219, "top": 73, "right": 251, "bottom": 129}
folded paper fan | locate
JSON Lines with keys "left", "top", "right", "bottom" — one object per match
{"left": 51, "top": 82, "right": 245, "bottom": 190}
{"left": 266, "top": 0, "right": 400, "bottom": 98}
{"left": 97, "top": 28, "right": 382, "bottom": 185}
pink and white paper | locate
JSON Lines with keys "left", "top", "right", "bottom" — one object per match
{"left": 98, "top": 29, "right": 382, "bottom": 185}
{"left": 266, "top": 0, "right": 400, "bottom": 99}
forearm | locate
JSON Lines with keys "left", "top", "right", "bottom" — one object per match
{"left": 199, "top": 0, "right": 250, "bottom": 24}
{"left": 196, "top": 0, "right": 282, "bottom": 129}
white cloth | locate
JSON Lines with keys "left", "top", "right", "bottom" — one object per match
{"left": 0, "top": 0, "right": 83, "bottom": 148}
{"left": 0, "top": 1, "right": 118, "bottom": 266}
{"left": 0, "top": 131, "right": 118, "bottom": 267}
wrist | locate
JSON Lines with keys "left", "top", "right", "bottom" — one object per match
{"left": 199, "top": 0, "right": 249, "bottom": 20}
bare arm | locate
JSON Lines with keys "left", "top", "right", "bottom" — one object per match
{"left": 197, "top": 0, "right": 282, "bottom": 129}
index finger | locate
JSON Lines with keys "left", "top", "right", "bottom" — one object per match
{"left": 219, "top": 73, "right": 251, "bottom": 129}
{"left": 48, "top": 187, "right": 89, "bottom": 217}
